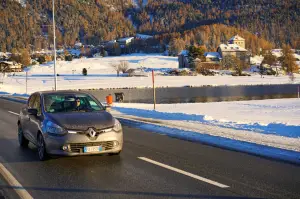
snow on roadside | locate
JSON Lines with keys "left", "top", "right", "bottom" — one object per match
{"left": 114, "top": 99, "right": 300, "bottom": 127}
{"left": 113, "top": 112, "right": 300, "bottom": 152}
{"left": 112, "top": 98, "right": 300, "bottom": 151}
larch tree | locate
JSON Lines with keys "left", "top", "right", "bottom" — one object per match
{"left": 281, "top": 45, "right": 298, "bottom": 74}
{"left": 20, "top": 49, "right": 31, "bottom": 67}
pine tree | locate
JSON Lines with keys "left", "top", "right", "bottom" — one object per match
{"left": 82, "top": 68, "right": 87, "bottom": 76}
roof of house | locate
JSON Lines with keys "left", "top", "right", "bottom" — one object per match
{"left": 75, "top": 42, "right": 83, "bottom": 46}
{"left": 117, "top": 37, "right": 134, "bottom": 42}
{"left": 218, "top": 44, "right": 247, "bottom": 52}
{"left": 136, "top": 34, "right": 153, "bottom": 39}
{"left": 204, "top": 52, "right": 221, "bottom": 58}
{"left": 0, "top": 52, "right": 8, "bottom": 57}
{"left": 228, "top": 35, "right": 245, "bottom": 41}
{"left": 0, "top": 61, "right": 14, "bottom": 65}
{"left": 178, "top": 50, "right": 188, "bottom": 56}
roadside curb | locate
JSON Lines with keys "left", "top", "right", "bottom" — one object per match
{"left": 0, "top": 96, "right": 27, "bottom": 104}
{"left": 2, "top": 96, "right": 299, "bottom": 165}
{"left": 117, "top": 117, "right": 300, "bottom": 165}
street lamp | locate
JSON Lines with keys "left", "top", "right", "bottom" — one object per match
{"left": 52, "top": 0, "right": 57, "bottom": 90}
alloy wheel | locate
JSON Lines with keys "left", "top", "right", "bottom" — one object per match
{"left": 38, "top": 135, "right": 47, "bottom": 161}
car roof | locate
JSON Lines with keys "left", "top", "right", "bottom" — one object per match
{"left": 32, "top": 90, "right": 91, "bottom": 96}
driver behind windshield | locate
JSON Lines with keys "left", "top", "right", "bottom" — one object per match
{"left": 73, "top": 97, "right": 85, "bottom": 111}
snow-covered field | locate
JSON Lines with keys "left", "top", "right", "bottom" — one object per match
{"left": 0, "top": 53, "right": 299, "bottom": 95}
{"left": 112, "top": 98, "right": 300, "bottom": 152}
{"left": 29, "top": 53, "right": 178, "bottom": 75}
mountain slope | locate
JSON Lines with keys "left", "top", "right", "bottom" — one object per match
{"left": 1, "top": 0, "right": 299, "bottom": 53}
{"left": 131, "top": 0, "right": 300, "bottom": 48}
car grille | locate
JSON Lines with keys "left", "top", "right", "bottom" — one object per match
{"left": 77, "top": 128, "right": 113, "bottom": 140}
{"left": 69, "top": 141, "right": 115, "bottom": 153}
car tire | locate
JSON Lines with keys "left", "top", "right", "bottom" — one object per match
{"left": 37, "top": 134, "right": 48, "bottom": 161}
{"left": 18, "top": 124, "right": 29, "bottom": 148}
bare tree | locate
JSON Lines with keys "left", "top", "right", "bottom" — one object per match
{"left": 0, "top": 65, "right": 8, "bottom": 84}
{"left": 111, "top": 63, "right": 120, "bottom": 77}
{"left": 221, "top": 55, "right": 235, "bottom": 70}
{"left": 119, "top": 61, "right": 129, "bottom": 73}
{"left": 221, "top": 55, "right": 245, "bottom": 75}
{"left": 111, "top": 61, "right": 129, "bottom": 77}
{"left": 260, "top": 51, "right": 277, "bottom": 77}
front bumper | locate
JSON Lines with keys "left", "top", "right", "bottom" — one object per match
{"left": 44, "top": 130, "right": 123, "bottom": 156}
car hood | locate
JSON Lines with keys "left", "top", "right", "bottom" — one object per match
{"left": 47, "top": 111, "right": 115, "bottom": 131}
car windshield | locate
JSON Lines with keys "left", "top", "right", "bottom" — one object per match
{"left": 43, "top": 93, "right": 105, "bottom": 113}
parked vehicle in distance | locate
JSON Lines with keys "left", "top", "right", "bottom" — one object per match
{"left": 18, "top": 91, "right": 123, "bottom": 161}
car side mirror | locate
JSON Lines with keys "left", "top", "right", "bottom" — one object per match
{"left": 28, "top": 108, "right": 38, "bottom": 115}
{"left": 104, "top": 106, "right": 111, "bottom": 112}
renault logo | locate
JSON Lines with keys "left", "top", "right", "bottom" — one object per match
{"left": 87, "top": 128, "right": 97, "bottom": 138}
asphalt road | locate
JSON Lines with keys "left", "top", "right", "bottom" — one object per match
{"left": 0, "top": 98, "right": 300, "bottom": 199}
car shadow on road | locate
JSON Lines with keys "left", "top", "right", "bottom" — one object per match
{"left": 0, "top": 185, "right": 265, "bottom": 199}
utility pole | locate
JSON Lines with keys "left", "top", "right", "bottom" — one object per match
{"left": 26, "top": 71, "right": 28, "bottom": 94}
{"left": 52, "top": 0, "right": 57, "bottom": 90}
{"left": 152, "top": 70, "right": 156, "bottom": 110}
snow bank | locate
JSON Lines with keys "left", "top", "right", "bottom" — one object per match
{"left": 118, "top": 117, "right": 300, "bottom": 164}
{"left": 111, "top": 98, "right": 300, "bottom": 163}
{"left": 113, "top": 98, "right": 300, "bottom": 139}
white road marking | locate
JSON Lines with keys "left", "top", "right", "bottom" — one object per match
{"left": 8, "top": 111, "right": 20, "bottom": 116}
{"left": 0, "top": 160, "right": 33, "bottom": 199}
{"left": 138, "top": 157, "right": 230, "bottom": 189}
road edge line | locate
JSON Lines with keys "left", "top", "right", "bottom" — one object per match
{"left": 0, "top": 160, "right": 33, "bottom": 199}
{"left": 8, "top": 111, "right": 20, "bottom": 116}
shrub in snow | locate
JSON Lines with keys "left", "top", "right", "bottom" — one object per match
{"left": 196, "top": 63, "right": 215, "bottom": 76}
{"left": 37, "top": 56, "right": 46, "bottom": 64}
{"left": 82, "top": 68, "right": 87, "bottom": 76}
{"left": 65, "top": 54, "right": 73, "bottom": 61}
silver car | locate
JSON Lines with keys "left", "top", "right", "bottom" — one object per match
{"left": 18, "top": 91, "right": 123, "bottom": 161}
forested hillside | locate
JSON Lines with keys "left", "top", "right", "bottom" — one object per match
{"left": 0, "top": 0, "right": 135, "bottom": 51}
{"left": 1, "top": 0, "right": 299, "bottom": 54}
{"left": 132, "top": 0, "right": 300, "bottom": 48}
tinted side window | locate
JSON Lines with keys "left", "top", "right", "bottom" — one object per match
{"left": 33, "top": 95, "right": 42, "bottom": 115}
{"left": 28, "top": 94, "right": 36, "bottom": 108}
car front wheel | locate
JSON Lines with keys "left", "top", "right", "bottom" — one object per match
{"left": 18, "top": 124, "right": 29, "bottom": 148}
{"left": 37, "top": 134, "right": 48, "bottom": 161}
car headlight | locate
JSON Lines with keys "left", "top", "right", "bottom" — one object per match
{"left": 113, "top": 119, "right": 122, "bottom": 132}
{"left": 46, "top": 121, "right": 67, "bottom": 136}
